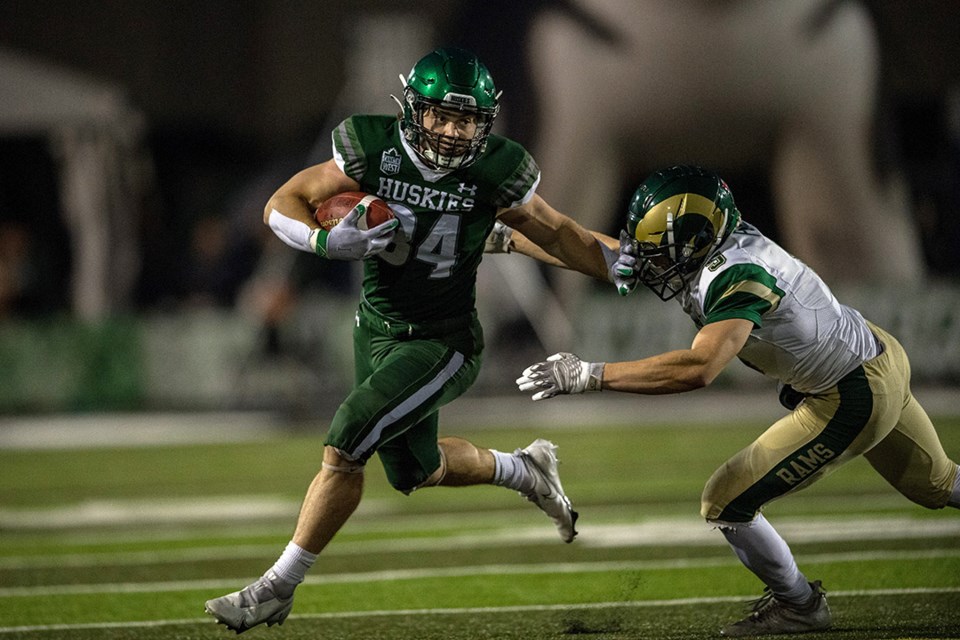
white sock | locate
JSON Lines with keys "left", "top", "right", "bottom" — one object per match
{"left": 717, "top": 514, "right": 812, "bottom": 604}
{"left": 948, "top": 464, "right": 960, "bottom": 508}
{"left": 268, "top": 541, "right": 317, "bottom": 597}
{"left": 491, "top": 449, "right": 535, "bottom": 493}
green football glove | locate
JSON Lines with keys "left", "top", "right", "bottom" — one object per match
{"left": 612, "top": 230, "right": 639, "bottom": 296}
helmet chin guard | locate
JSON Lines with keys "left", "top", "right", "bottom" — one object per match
{"left": 394, "top": 47, "right": 500, "bottom": 170}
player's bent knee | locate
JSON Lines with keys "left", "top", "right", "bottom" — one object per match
{"left": 383, "top": 465, "right": 436, "bottom": 495}
{"left": 322, "top": 460, "right": 365, "bottom": 474}
{"left": 899, "top": 482, "right": 952, "bottom": 510}
{"left": 701, "top": 491, "right": 759, "bottom": 522}
{"left": 380, "top": 464, "right": 431, "bottom": 494}
{"left": 394, "top": 450, "right": 447, "bottom": 496}
{"left": 701, "top": 502, "right": 719, "bottom": 520}
{"left": 700, "top": 466, "right": 760, "bottom": 521}
{"left": 321, "top": 447, "right": 365, "bottom": 474}
{"left": 700, "top": 489, "right": 730, "bottom": 521}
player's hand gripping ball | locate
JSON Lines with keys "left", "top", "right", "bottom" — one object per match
{"left": 315, "top": 192, "right": 395, "bottom": 231}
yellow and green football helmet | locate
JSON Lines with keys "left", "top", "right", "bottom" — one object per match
{"left": 625, "top": 166, "right": 741, "bottom": 300}
{"left": 396, "top": 47, "right": 500, "bottom": 170}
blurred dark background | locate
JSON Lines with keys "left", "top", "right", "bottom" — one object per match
{"left": 0, "top": 1, "right": 958, "bottom": 412}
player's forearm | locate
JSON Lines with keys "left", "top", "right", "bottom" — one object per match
{"left": 602, "top": 350, "right": 717, "bottom": 395}
{"left": 499, "top": 196, "right": 612, "bottom": 280}
{"left": 509, "top": 231, "right": 569, "bottom": 268}
{"left": 262, "top": 190, "right": 321, "bottom": 253}
{"left": 537, "top": 222, "right": 610, "bottom": 281}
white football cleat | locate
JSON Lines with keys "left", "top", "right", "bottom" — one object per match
{"left": 204, "top": 571, "right": 294, "bottom": 634}
{"left": 516, "top": 438, "right": 579, "bottom": 543}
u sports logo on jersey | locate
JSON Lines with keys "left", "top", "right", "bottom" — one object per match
{"left": 380, "top": 148, "right": 402, "bottom": 175}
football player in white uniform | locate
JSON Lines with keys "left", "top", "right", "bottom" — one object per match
{"left": 513, "top": 165, "right": 960, "bottom": 636}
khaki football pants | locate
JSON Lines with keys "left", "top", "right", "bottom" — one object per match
{"left": 702, "top": 323, "right": 957, "bottom": 522}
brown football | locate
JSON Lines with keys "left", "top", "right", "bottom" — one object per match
{"left": 314, "top": 192, "right": 395, "bottom": 231}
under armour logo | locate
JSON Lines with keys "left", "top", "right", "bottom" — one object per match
{"left": 457, "top": 183, "right": 477, "bottom": 195}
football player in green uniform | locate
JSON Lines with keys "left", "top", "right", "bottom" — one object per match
{"left": 515, "top": 165, "right": 960, "bottom": 636}
{"left": 205, "top": 47, "right": 618, "bottom": 633}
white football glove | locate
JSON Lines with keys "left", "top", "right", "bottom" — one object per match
{"left": 311, "top": 203, "right": 398, "bottom": 260}
{"left": 612, "top": 230, "right": 639, "bottom": 296}
{"left": 484, "top": 220, "right": 514, "bottom": 253}
{"left": 516, "top": 352, "right": 605, "bottom": 401}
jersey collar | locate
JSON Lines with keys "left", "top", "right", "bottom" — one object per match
{"left": 399, "top": 133, "right": 456, "bottom": 183}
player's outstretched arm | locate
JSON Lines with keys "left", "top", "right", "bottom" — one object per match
{"left": 497, "top": 195, "right": 616, "bottom": 281}
{"left": 485, "top": 221, "right": 568, "bottom": 268}
{"left": 489, "top": 216, "right": 637, "bottom": 294}
{"left": 517, "top": 319, "right": 753, "bottom": 400}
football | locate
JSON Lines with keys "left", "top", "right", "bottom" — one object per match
{"left": 314, "top": 192, "right": 395, "bottom": 231}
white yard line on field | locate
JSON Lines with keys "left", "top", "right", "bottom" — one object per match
{"left": 2, "top": 514, "right": 958, "bottom": 569}
{"left": 1, "top": 587, "right": 959, "bottom": 635}
{"left": 0, "top": 496, "right": 304, "bottom": 529}
{"left": 1, "top": 547, "right": 959, "bottom": 598}
{"left": 0, "top": 411, "right": 286, "bottom": 450}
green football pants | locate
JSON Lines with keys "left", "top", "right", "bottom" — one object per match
{"left": 324, "top": 306, "right": 483, "bottom": 492}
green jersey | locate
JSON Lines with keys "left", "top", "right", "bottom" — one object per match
{"left": 332, "top": 115, "right": 539, "bottom": 323}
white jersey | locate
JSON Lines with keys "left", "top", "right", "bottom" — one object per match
{"left": 678, "top": 221, "right": 879, "bottom": 394}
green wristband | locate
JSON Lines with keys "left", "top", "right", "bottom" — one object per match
{"left": 314, "top": 228, "right": 330, "bottom": 258}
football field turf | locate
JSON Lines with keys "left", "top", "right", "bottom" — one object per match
{"left": 1, "top": 411, "right": 959, "bottom": 639}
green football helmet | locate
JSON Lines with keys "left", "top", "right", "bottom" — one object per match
{"left": 395, "top": 47, "right": 500, "bottom": 170}
{"left": 625, "top": 166, "right": 741, "bottom": 300}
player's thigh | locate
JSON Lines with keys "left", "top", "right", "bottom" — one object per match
{"left": 702, "top": 367, "right": 876, "bottom": 522}
{"left": 701, "top": 411, "right": 820, "bottom": 521}
{"left": 326, "top": 338, "right": 480, "bottom": 463}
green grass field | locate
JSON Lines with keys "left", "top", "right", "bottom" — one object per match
{"left": 1, "top": 413, "right": 959, "bottom": 639}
